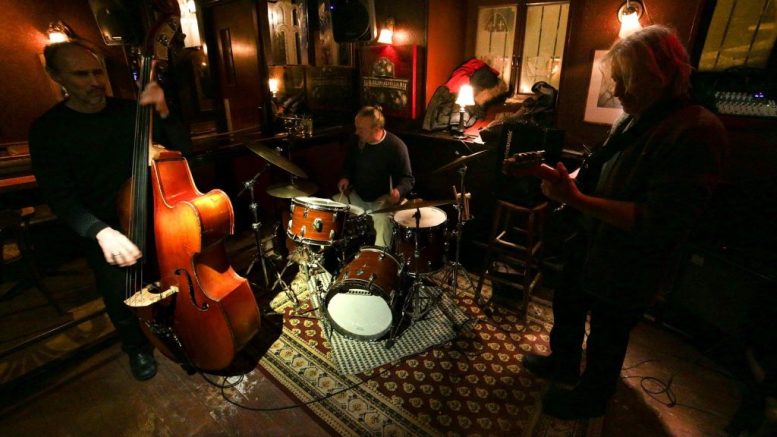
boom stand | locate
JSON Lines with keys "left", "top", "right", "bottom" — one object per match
{"left": 436, "top": 164, "right": 477, "bottom": 295}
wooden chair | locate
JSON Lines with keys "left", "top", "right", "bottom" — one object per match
{"left": 475, "top": 200, "right": 548, "bottom": 318}
{"left": 0, "top": 205, "right": 64, "bottom": 314}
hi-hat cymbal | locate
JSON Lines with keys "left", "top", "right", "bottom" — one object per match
{"left": 371, "top": 198, "right": 452, "bottom": 214}
{"left": 246, "top": 142, "right": 308, "bottom": 179}
{"left": 266, "top": 180, "right": 318, "bottom": 198}
{"left": 431, "top": 149, "right": 490, "bottom": 174}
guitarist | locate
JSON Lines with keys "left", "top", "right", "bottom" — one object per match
{"left": 512, "top": 26, "right": 728, "bottom": 419}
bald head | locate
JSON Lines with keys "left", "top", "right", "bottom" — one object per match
{"left": 44, "top": 41, "right": 99, "bottom": 74}
{"left": 44, "top": 41, "right": 108, "bottom": 113}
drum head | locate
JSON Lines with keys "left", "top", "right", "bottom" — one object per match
{"left": 293, "top": 196, "right": 348, "bottom": 211}
{"left": 393, "top": 206, "right": 447, "bottom": 228}
{"left": 327, "top": 289, "right": 392, "bottom": 340}
{"left": 346, "top": 204, "right": 365, "bottom": 216}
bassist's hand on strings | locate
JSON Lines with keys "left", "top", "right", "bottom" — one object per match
{"left": 138, "top": 81, "right": 170, "bottom": 118}
{"left": 96, "top": 227, "right": 142, "bottom": 267}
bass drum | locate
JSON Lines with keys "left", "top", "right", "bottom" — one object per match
{"left": 324, "top": 246, "right": 403, "bottom": 341}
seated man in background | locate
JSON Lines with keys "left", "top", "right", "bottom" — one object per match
{"left": 336, "top": 106, "right": 414, "bottom": 247}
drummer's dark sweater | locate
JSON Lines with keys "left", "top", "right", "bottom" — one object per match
{"left": 29, "top": 97, "right": 191, "bottom": 239}
{"left": 342, "top": 131, "right": 414, "bottom": 202}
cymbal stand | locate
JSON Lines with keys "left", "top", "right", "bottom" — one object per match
{"left": 239, "top": 163, "right": 278, "bottom": 289}
{"left": 435, "top": 164, "right": 477, "bottom": 295}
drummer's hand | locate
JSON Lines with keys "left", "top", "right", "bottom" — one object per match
{"left": 96, "top": 227, "right": 142, "bottom": 267}
{"left": 389, "top": 188, "right": 401, "bottom": 204}
{"left": 337, "top": 178, "right": 350, "bottom": 193}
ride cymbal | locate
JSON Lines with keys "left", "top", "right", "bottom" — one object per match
{"left": 246, "top": 142, "right": 308, "bottom": 179}
{"left": 371, "top": 198, "right": 453, "bottom": 214}
{"left": 266, "top": 180, "right": 318, "bottom": 198}
{"left": 431, "top": 149, "right": 490, "bottom": 174}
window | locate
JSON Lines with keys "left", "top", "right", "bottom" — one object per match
{"left": 698, "top": 0, "right": 777, "bottom": 71}
{"left": 473, "top": 1, "right": 570, "bottom": 95}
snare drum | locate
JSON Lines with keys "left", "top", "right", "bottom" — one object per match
{"left": 325, "top": 246, "right": 403, "bottom": 341}
{"left": 391, "top": 206, "right": 447, "bottom": 274}
{"left": 287, "top": 197, "right": 349, "bottom": 245}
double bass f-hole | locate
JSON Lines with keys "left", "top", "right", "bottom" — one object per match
{"left": 175, "top": 268, "right": 208, "bottom": 311}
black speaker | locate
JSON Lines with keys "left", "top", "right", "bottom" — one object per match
{"left": 329, "top": 0, "right": 376, "bottom": 43}
{"left": 88, "top": 0, "right": 143, "bottom": 46}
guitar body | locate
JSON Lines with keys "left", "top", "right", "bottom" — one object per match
{"left": 146, "top": 149, "right": 260, "bottom": 370}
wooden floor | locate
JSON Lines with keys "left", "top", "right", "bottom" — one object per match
{"left": 0, "top": 230, "right": 745, "bottom": 436}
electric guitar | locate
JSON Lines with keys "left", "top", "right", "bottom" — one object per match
{"left": 501, "top": 150, "right": 562, "bottom": 182}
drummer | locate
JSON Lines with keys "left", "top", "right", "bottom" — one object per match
{"left": 336, "top": 106, "right": 415, "bottom": 247}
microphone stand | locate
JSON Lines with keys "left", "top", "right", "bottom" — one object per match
{"left": 239, "top": 163, "right": 277, "bottom": 289}
{"left": 437, "top": 164, "right": 477, "bottom": 296}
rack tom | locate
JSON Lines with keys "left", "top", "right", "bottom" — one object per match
{"left": 287, "top": 197, "right": 349, "bottom": 245}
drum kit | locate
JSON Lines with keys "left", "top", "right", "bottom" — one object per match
{"left": 241, "top": 141, "right": 489, "bottom": 346}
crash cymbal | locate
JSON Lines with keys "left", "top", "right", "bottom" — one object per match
{"left": 246, "top": 142, "right": 308, "bottom": 179}
{"left": 371, "top": 198, "right": 453, "bottom": 214}
{"left": 431, "top": 149, "right": 490, "bottom": 174}
{"left": 266, "top": 180, "right": 318, "bottom": 198}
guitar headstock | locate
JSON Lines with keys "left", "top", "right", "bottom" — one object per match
{"left": 505, "top": 150, "right": 545, "bottom": 169}
{"left": 501, "top": 150, "right": 561, "bottom": 181}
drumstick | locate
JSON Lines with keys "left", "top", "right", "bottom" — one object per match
{"left": 464, "top": 192, "right": 471, "bottom": 220}
{"left": 389, "top": 175, "right": 393, "bottom": 194}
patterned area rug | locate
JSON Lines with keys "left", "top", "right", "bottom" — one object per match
{"left": 307, "top": 271, "right": 472, "bottom": 375}
{"left": 257, "top": 272, "right": 602, "bottom": 436}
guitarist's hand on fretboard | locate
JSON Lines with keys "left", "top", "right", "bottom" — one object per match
{"left": 503, "top": 152, "right": 583, "bottom": 206}
{"left": 502, "top": 151, "right": 560, "bottom": 182}
{"left": 540, "top": 162, "right": 583, "bottom": 205}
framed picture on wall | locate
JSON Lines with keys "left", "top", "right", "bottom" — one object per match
{"left": 584, "top": 50, "right": 623, "bottom": 125}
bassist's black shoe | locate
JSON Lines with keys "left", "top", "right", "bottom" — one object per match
{"left": 128, "top": 350, "right": 158, "bottom": 381}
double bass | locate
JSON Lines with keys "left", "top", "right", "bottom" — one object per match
{"left": 120, "top": 0, "right": 260, "bottom": 371}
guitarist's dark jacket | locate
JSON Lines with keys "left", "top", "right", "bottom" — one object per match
{"left": 579, "top": 99, "right": 728, "bottom": 309}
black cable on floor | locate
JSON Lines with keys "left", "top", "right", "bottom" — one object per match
{"left": 621, "top": 358, "right": 729, "bottom": 419}
{"left": 202, "top": 361, "right": 401, "bottom": 412}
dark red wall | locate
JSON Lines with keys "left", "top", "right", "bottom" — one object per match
{"left": 0, "top": 0, "right": 136, "bottom": 142}
{"left": 426, "top": 0, "right": 467, "bottom": 105}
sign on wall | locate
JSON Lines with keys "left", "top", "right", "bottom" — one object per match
{"left": 359, "top": 45, "right": 423, "bottom": 119}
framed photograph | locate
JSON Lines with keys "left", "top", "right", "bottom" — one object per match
{"left": 584, "top": 50, "right": 623, "bottom": 125}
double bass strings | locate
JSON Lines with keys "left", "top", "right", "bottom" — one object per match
{"left": 125, "top": 55, "right": 154, "bottom": 300}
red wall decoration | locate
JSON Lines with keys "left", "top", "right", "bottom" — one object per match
{"left": 359, "top": 45, "right": 424, "bottom": 119}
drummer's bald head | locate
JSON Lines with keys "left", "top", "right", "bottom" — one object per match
{"left": 355, "top": 106, "right": 385, "bottom": 129}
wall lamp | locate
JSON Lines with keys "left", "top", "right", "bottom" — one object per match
{"left": 377, "top": 17, "right": 395, "bottom": 45}
{"left": 47, "top": 21, "right": 72, "bottom": 43}
{"left": 268, "top": 78, "right": 279, "bottom": 99}
{"left": 617, "top": 0, "right": 643, "bottom": 39}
